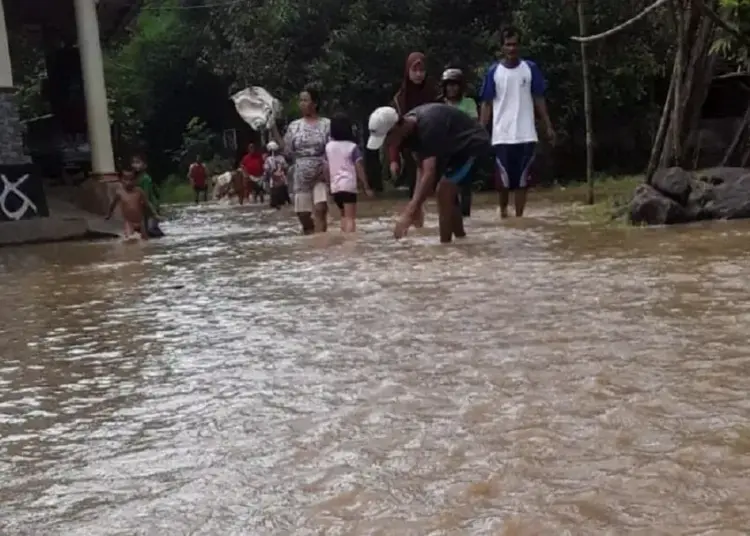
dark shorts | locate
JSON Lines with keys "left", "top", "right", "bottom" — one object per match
{"left": 270, "top": 185, "right": 289, "bottom": 208}
{"left": 193, "top": 185, "right": 208, "bottom": 193}
{"left": 493, "top": 143, "right": 536, "bottom": 190}
{"left": 443, "top": 157, "right": 477, "bottom": 186}
{"left": 332, "top": 191, "right": 357, "bottom": 210}
{"left": 145, "top": 218, "right": 164, "bottom": 238}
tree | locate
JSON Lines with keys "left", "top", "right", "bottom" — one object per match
{"left": 572, "top": 0, "right": 750, "bottom": 182}
{"left": 576, "top": 0, "right": 595, "bottom": 204}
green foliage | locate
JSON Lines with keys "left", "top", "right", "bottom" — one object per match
{"left": 711, "top": 0, "right": 750, "bottom": 69}
{"left": 15, "top": 0, "right": 709, "bottom": 179}
{"left": 515, "top": 0, "right": 670, "bottom": 139}
{"left": 172, "top": 117, "right": 216, "bottom": 169}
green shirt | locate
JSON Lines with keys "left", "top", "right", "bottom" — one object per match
{"left": 447, "top": 97, "right": 478, "bottom": 119}
{"left": 138, "top": 172, "right": 159, "bottom": 213}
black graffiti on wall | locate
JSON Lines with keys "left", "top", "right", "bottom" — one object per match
{"left": 0, "top": 164, "right": 49, "bottom": 221}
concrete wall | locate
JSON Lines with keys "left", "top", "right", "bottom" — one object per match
{"left": 0, "top": 91, "right": 30, "bottom": 165}
{"left": 0, "top": 90, "right": 51, "bottom": 222}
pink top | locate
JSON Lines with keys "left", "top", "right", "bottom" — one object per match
{"left": 325, "top": 140, "right": 362, "bottom": 194}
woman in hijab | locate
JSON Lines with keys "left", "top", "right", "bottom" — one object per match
{"left": 388, "top": 52, "right": 438, "bottom": 227}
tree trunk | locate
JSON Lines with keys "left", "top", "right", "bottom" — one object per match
{"left": 660, "top": 2, "right": 716, "bottom": 170}
{"left": 645, "top": 59, "right": 678, "bottom": 184}
{"left": 677, "top": 7, "right": 717, "bottom": 165}
{"left": 671, "top": 0, "right": 687, "bottom": 166}
{"left": 742, "top": 143, "right": 750, "bottom": 167}
{"left": 577, "top": 0, "right": 595, "bottom": 204}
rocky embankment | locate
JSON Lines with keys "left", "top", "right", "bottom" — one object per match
{"left": 628, "top": 167, "right": 750, "bottom": 226}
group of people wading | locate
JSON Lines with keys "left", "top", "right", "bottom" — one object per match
{"left": 193, "top": 26, "right": 557, "bottom": 244}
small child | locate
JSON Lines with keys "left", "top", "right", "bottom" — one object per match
{"left": 264, "top": 141, "right": 290, "bottom": 209}
{"left": 325, "top": 113, "right": 373, "bottom": 232}
{"left": 132, "top": 154, "right": 164, "bottom": 237}
{"left": 106, "top": 168, "right": 160, "bottom": 239}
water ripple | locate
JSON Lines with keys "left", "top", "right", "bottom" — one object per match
{"left": 0, "top": 198, "right": 749, "bottom": 535}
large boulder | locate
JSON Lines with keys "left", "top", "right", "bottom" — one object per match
{"left": 629, "top": 183, "right": 687, "bottom": 225}
{"left": 651, "top": 167, "right": 692, "bottom": 205}
{"left": 627, "top": 166, "right": 750, "bottom": 226}
{"left": 704, "top": 173, "right": 750, "bottom": 220}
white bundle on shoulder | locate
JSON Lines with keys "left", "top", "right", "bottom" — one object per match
{"left": 231, "top": 87, "right": 282, "bottom": 131}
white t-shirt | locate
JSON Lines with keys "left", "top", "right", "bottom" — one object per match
{"left": 479, "top": 59, "right": 545, "bottom": 145}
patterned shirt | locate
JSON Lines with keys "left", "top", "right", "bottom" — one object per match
{"left": 264, "top": 154, "right": 289, "bottom": 188}
{"left": 283, "top": 117, "right": 330, "bottom": 193}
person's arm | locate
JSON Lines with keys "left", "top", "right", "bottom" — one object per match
{"left": 105, "top": 192, "right": 120, "bottom": 219}
{"left": 478, "top": 63, "right": 498, "bottom": 128}
{"left": 269, "top": 122, "right": 284, "bottom": 149}
{"left": 466, "top": 98, "right": 479, "bottom": 120}
{"left": 528, "top": 60, "right": 556, "bottom": 144}
{"left": 146, "top": 199, "right": 161, "bottom": 220}
{"left": 187, "top": 163, "right": 194, "bottom": 184}
{"left": 352, "top": 147, "right": 372, "bottom": 195}
{"left": 406, "top": 156, "right": 438, "bottom": 214}
{"left": 140, "top": 175, "right": 156, "bottom": 205}
{"left": 281, "top": 123, "right": 295, "bottom": 158}
{"left": 138, "top": 189, "right": 159, "bottom": 220}
{"left": 388, "top": 96, "right": 402, "bottom": 168}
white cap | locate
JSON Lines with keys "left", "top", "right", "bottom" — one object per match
{"left": 367, "top": 106, "right": 400, "bottom": 150}
{"left": 266, "top": 140, "right": 279, "bottom": 152}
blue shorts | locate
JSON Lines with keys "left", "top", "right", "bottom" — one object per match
{"left": 494, "top": 143, "right": 536, "bottom": 190}
{"left": 444, "top": 157, "right": 476, "bottom": 186}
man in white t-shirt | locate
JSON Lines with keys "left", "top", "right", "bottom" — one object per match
{"left": 479, "top": 27, "right": 556, "bottom": 218}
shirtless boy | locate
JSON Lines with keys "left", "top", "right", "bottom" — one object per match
{"left": 106, "top": 169, "right": 160, "bottom": 239}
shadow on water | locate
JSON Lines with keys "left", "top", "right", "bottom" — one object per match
{"left": 1, "top": 197, "right": 750, "bottom": 535}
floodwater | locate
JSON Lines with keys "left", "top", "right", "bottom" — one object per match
{"left": 1, "top": 196, "right": 750, "bottom": 536}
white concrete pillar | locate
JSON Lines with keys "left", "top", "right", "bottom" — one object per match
{"left": 74, "top": 0, "right": 116, "bottom": 175}
{"left": 0, "top": 0, "right": 13, "bottom": 88}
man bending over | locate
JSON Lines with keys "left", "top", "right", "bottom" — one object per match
{"left": 367, "top": 103, "right": 491, "bottom": 243}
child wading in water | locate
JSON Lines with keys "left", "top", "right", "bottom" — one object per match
{"left": 325, "top": 113, "right": 373, "bottom": 232}
{"left": 132, "top": 154, "right": 164, "bottom": 237}
{"left": 264, "top": 141, "right": 291, "bottom": 209}
{"left": 106, "top": 168, "right": 161, "bottom": 239}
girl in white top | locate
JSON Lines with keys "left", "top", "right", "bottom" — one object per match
{"left": 325, "top": 113, "right": 373, "bottom": 232}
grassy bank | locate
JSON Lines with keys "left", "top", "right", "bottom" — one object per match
{"left": 159, "top": 176, "right": 195, "bottom": 205}
{"left": 552, "top": 175, "right": 642, "bottom": 225}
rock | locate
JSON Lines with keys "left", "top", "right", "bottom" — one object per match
{"left": 651, "top": 167, "right": 692, "bottom": 205}
{"left": 628, "top": 184, "right": 687, "bottom": 225}
{"left": 684, "top": 178, "right": 714, "bottom": 221}
{"left": 704, "top": 173, "right": 750, "bottom": 220}
{"left": 696, "top": 167, "right": 749, "bottom": 184}
{"left": 626, "top": 166, "right": 750, "bottom": 226}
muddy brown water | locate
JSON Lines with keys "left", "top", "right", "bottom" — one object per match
{"left": 1, "top": 195, "right": 750, "bottom": 535}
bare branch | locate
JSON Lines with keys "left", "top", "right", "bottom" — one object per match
{"left": 714, "top": 71, "right": 750, "bottom": 80}
{"left": 571, "top": 0, "right": 670, "bottom": 43}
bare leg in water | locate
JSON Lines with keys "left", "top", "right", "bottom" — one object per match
{"left": 412, "top": 162, "right": 425, "bottom": 228}
{"left": 297, "top": 212, "right": 315, "bottom": 234}
{"left": 313, "top": 202, "right": 328, "bottom": 233}
{"left": 435, "top": 179, "right": 465, "bottom": 243}
{"left": 498, "top": 187, "right": 528, "bottom": 218}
